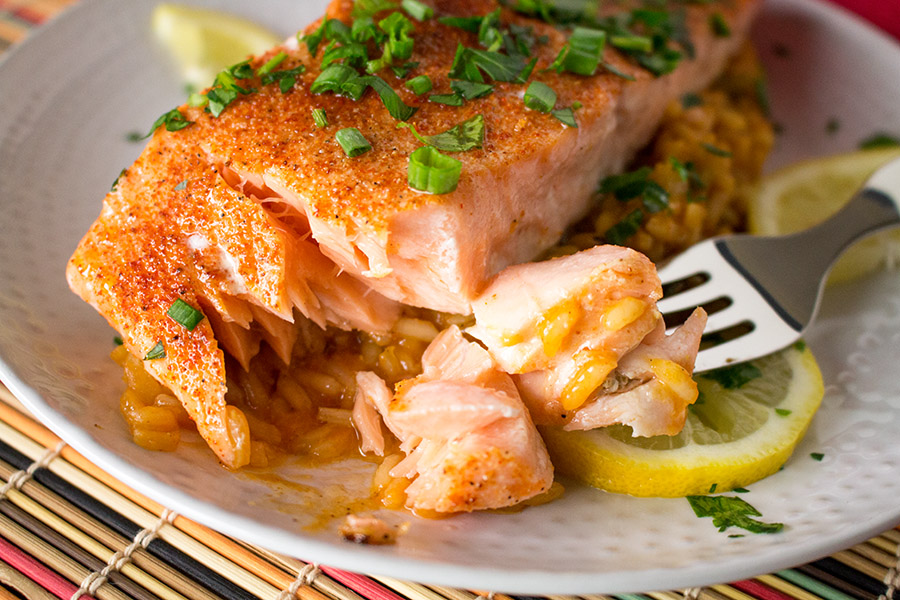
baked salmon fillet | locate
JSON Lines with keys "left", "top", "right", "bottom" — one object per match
{"left": 68, "top": 0, "right": 759, "bottom": 470}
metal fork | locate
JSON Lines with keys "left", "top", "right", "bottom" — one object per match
{"left": 657, "top": 156, "right": 900, "bottom": 373}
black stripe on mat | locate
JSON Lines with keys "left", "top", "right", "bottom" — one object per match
{"left": 796, "top": 563, "right": 880, "bottom": 600}
{"left": 810, "top": 557, "right": 891, "bottom": 599}
{"left": 0, "top": 438, "right": 257, "bottom": 600}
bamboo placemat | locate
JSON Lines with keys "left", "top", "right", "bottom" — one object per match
{"left": 2, "top": 2, "right": 900, "bottom": 599}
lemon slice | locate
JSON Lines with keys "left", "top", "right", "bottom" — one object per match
{"left": 151, "top": 3, "right": 281, "bottom": 89}
{"left": 541, "top": 343, "right": 824, "bottom": 497}
{"left": 749, "top": 147, "right": 900, "bottom": 284}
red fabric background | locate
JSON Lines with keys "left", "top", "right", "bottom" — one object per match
{"left": 826, "top": 0, "right": 900, "bottom": 40}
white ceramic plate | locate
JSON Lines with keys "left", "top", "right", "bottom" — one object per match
{"left": 1, "top": 0, "right": 899, "bottom": 594}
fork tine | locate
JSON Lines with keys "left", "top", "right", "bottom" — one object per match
{"left": 694, "top": 319, "right": 799, "bottom": 372}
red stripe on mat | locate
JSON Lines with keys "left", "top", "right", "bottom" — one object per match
{"left": 0, "top": 534, "right": 94, "bottom": 600}
{"left": 321, "top": 567, "right": 410, "bottom": 600}
{"left": 732, "top": 579, "right": 795, "bottom": 600}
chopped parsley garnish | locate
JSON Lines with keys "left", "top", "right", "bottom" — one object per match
{"left": 859, "top": 132, "right": 900, "bottom": 149}
{"left": 604, "top": 208, "right": 644, "bottom": 245}
{"left": 687, "top": 495, "right": 784, "bottom": 534}
{"left": 113, "top": 336, "right": 124, "bottom": 346}
{"left": 670, "top": 157, "right": 706, "bottom": 201}
{"left": 262, "top": 64, "right": 306, "bottom": 93}
{"left": 146, "top": 108, "right": 192, "bottom": 137}
{"left": 111, "top": 168, "right": 127, "bottom": 192}
{"left": 599, "top": 166, "right": 669, "bottom": 213}
{"left": 399, "top": 114, "right": 485, "bottom": 152}
{"left": 257, "top": 51, "right": 288, "bottom": 76}
{"left": 701, "top": 362, "right": 762, "bottom": 389}
{"left": 391, "top": 61, "right": 419, "bottom": 78}
{"left": 336, "top": 127, "right": 373, "bottom": 157}
{"left": 709, "top": 13, "right": 731, "bottom": 37}
{"left": 755, "top": 78, "right": 771, "bottom": 116}
{"left": 810, "top": 452, "right": 824, "bottom": 461}
{"left": 552, "top": 105, "right": 579, "bottom": 128}
{"left": 681, "top": 92, "right": 703, "bottom": 108}
{"left": 702, "top": 142, "right": 732, "bottom": 158}
{"left": 167, "top": 298, "right": 205, "bottom": 331}
{"left": 732, "top": 487, "right": 749, "bottom": 494}
{"left": 708, "top": 483, "right": 718, "bottom": 494}
{"left": 793, "top": 340, "right": 807, "bottom": 351}
{"left": 775, "top": 408, "right": 792, "bottom": 417}
{"left": 144, "top": 342, "right": 166, "bottom": 361}
{"left": 449, "top": 44, "right": 536, "bottom": 84}
{"left": 408, "top": 146, "right": 462, "bottom": 194}
{"left": 550, "top": 27, "right": 606, "bottom": 76}
{"left": 450, "top": 80, "right": 494, "bottom": 100}
{"left": 352, "top": 0, "right": 397, "bottom": 19}
{"left": 428, "top": 93, "right": 465, "bottom": 106}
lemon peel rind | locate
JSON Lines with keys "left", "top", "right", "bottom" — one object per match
{"left": 542, "top": 346, "right": 824, "bottom": 497}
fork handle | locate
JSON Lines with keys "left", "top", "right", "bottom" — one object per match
{"left": 795, "top": 158, "right": 900, "bottom": 267}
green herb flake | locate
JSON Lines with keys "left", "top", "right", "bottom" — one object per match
{"left": 111, "top": 168, "right": 127, "bottom": 192}
{"left": 257, "top": 51, "right": 287, "bottom": 76}
{"left": 686, "top": 495, "right": 784, "bottom": 534}
{"left": 313, "top": 108, "right": 329, "bottom": 128}
{"left": 793, "top": 340, "right": 807, "bottom": 351}
{"left": 167, "top": 298, "right": 205, "bottom": 331}
{"left": 399, "top": 114, "right": 485, "bottom": 152}
{"left": 552, "top": 106, "right": 578, "bottom": 128}
{"left": 144, "top": 341, "right": 166, "bottom": 361}
{"left": 681, "top": 93, "right": 703, "bottom": 108}
{"left": 599, "top": 166, "right": 670, "bottom": 213}
{"left": 810, "top": 452, "right": 825, "bottom": 461}
{"left": 336, "top": 127, "right": 373, "bottom": 157}
{"left": 708, "top": 483, "right": 718, "bottom": 494}
{"left": 449, "top": 44, "right": 536, "bottom": 84}
{"left": 125, "top": 131, "right": 143, "bottom": 143}
{"left": 146, "top": 108, "right": 192, "bottom": 137}
{"left": 604, "top": 208, "right": 644, "bottom": 245}
{"left": 450, "top": 80, "right": 494, "bottom": 100}
{"left": 709, "top": 13, "right": 731, "bottom": 37}
{"left": 262, "top": 64, "right": 306, "bottom": 94}
{"left": 728, "top": 534, "right": 746, "bottom": 539}
{"left": 174, "top": 179, "right": 188, "bottom": 191}
{"left": 113, "top": 336, "right": 124, "bottom": 346}
{"left": 401, "top": 0, "right": 433, "bottom": 21}
{"left": 701, "top": 142, "right": 733, "bottom": 158}
{"left": 391, "top": 61, "right": 420, "bottom": 78}
{"left": 859, "top": 132, "right": 900, "bottom": 149}
{"left": 733, "top": 487, "right": 749, "bottom": 494}
{"left": 429, "top": 93, "right": 465, "bottom": 106}
{"left": 701, "top": 362, "right": 762, "bottom": 389}
{"left": 775, "top": 408, "right": 792, "bottom": 417}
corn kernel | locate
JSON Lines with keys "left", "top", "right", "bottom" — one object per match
{"left": 538, "top": 299, "right": 581, "bottom": 359}
{"left": 649, "top": 358, "right": 698, "bottom": 404}
{"left": 602, "top": 297, "right": 647, "bottom": 331}
{"left": 560, "top": 350, "right": 617, "bottom": 411}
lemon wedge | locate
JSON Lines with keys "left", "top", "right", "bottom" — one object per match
{"left": 749, "top": 147, "right": 900, "bottom": 284}
{"left": 151, "top": 3, "right": 281, "bottom": 89}
{"left": 541, "top": 343, "right": 824, "bottom": 497}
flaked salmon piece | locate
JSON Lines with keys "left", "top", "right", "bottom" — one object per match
{"left": 67, "top": 132, "right": 399, "bottom": 467}
{"left": 182, "top": 0, "right": 760, "bottom": 313}
{"left": 352, "top": 371, "right": 390, "bottom": 456}
{"left": 357, "top": 327, "right": 553, "bottom": 512}
{"left": 564, "top": 308, "right": 708, "bottom": 436}
{"left": 468, "top": 245, "right": 663, "bottom": 416}
{"left": 467, "top": 245, "right": 706, "bottom": 436}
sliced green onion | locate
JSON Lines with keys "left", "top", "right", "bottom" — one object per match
{"left": 144, "top": 341, "right": 166, "bottom": 361}
{"left": 408, "top": 146, "right": 462, "bottom": 194}
{"left": 450, "top": 80, "right": 493, "bottom": 100}
{"left": 402, "top": 0, "right": 433, "bottom": 21}
{"left": 551, "top": 27, "right": 606, "bottom": 76}
{"left": 257, "top": 51, "right": 287, "bottom": 76}
{"left": 610, "top": 34, "right": 653, "bottom": 53}
{"left": 406, "top": 75, "right": 433, "bottom": 96}
{"left": 523, "top": 81, "right": 556, "bottom": 113}
{"left": 311, "top": 64, "right": 359, "bottom": 94}
{"left": 146, "top": 108, "right": 192, "bottom": 138}
{"left": 167, "top": 298, "right": 205, "bottom": 331}
{"left": 428, "top": 93, "right": 464, "bottom": 106}
{"left": 336, "top": 127, "right": 372, "bottom": 157}
{"left": 312, "top": 108, "right": 328, "bottom": 128}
